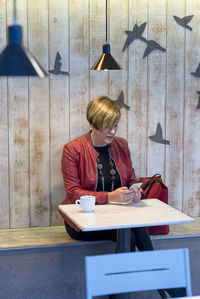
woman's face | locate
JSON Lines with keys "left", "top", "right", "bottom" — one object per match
{"left": 90, "top": 124, "right": 118, "bottom": 147}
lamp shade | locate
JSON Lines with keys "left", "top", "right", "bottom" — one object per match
{"left": 0, "top": 25, "right": 47, "bottom": 77}
{"left": 91, "top": 44, "right": 121, "bottom": 70}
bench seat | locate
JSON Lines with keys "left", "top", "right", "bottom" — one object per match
{"left": 0, "top": 217, "right": 200, "bottom": 249}
{"left": 152, "top": 216, "right": 200, "bottom": 239}
{"left": 0, "top": 225, "right": 78, "bottom": 249}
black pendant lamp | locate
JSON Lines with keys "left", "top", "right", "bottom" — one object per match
{"left": 90, "top": 0, "right": 121, "bottom": 71}
{"left": 0, "top": 0, "right": 47, "bottom": 77}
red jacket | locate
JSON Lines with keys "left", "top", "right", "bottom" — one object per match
{"left": 59, "top": 132, "right": 137, "bottom": 230}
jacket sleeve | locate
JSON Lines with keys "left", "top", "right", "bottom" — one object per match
{"left": 125, "top": 142, "right": 137, "bottom": 186}
{"left": 127, "top": 148, "right": 146, "bottom": 199}
{"left": 61, "top": 144, "right": 108, "bottom": 205}
{"left": 125, "top": 142, "right": 146, "bottom": 198}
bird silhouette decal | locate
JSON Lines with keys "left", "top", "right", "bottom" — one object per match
{"left": 122, "top": 22, "right": 147, "bottom": 52}
{"left": 191, "top": 63, "right": 200, "bottom": 78}
{"left": 149, "top": 123, "right": 170, "bottom": 145}
{"left": 114, "top": 91, "right": 130, "bottom": 111}
{"left": 49, "top": 52, "right": 69, "bottom": 75}
{"left": 173, "top": 15, "right": 194, "bottom": 31}
{"left": 196, "top": 91, "right": 200, "bottom": 110}
{"left": 143, "top": 40, "right": 166, "bottom": 59}
{"left": 122, "top": 22, "right": 166, "bottom": 58}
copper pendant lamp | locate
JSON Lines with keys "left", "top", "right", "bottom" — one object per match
{"left": 0, "top": 0, "right": 47, "bottom": 77}
{"left": 90, "top": 0, "right": 121, "bottom": 71}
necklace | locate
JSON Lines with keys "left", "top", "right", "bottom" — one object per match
{"left": 96, "top": 150, "right": 116, "bottom": 192}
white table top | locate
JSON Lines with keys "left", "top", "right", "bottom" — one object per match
{"left": 58, "top": 198, "right": 194, "bottom": 232}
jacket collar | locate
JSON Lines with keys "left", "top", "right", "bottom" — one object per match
{"left": 84, "top": 131, "right": 115, "bottom": 154}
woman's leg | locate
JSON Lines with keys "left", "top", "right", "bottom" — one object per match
{"left": 64, "top": 221, "right": 117, "bottom": 242}
{"left": 165, "top": 288, "right": 186, "bottom": 298}
{"left": 131, "top": 227, "right": 154, "bottom": 251}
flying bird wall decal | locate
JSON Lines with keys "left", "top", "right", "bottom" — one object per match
{"left": 143, "top": 40, "right": 166, "bottom": 59}
{"left": 191, "top": 63, "right": 200, "bottom": 78}
{"left": 49, "top": 52, "right": 69, "bottom": 75}
{"left": 122, "top": 22, "right": 147, "bottom": 52}
{"left": 122, "top": 22, "right": 166, "bottom": 58}
{"left": 149, "top": 123, "right": 170, "bottom": 145}
{"left": 114, "top": 91, "right": 130, "bottom": 111}
{"left": 173, "top": 15, "right": 194, "bottom": 31}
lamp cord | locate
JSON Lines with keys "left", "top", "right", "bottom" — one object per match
{"left": 106, "top": 0, "right": 107, "bottom": 42}
{"left": 13, "top": 0, "right": 17, "bottom": 24}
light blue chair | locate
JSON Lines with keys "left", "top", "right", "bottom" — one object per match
{"left": 85, "top": 248, "right": 192, "bottom": 299}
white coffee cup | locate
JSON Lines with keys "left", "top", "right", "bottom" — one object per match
{"left": 75, "top": 195, "right": 96, "bottom": 212}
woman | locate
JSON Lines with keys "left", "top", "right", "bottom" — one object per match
{"left": 59, "top": 96, "right": 185, "bottom": 298}
{"left": 59, "top": 96, "right": 152, "bottom": 250}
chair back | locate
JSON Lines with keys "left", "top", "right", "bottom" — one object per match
{"left": 85, "top": 248, "right": 192, "bottom": 299}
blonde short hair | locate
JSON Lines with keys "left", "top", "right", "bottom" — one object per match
{"left": 86, "top": 96, "right": 121, "bottom": 130}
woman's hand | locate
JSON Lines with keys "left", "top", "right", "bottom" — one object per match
{"left": 108, "top": 187, "right": 136, "bottom": 204}
{"left": 132, "top": 187, "right": 142, "bottom": 203}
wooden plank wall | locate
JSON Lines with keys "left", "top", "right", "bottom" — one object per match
{"left": 0, "top": 0, "right": 200, "bottom": 228}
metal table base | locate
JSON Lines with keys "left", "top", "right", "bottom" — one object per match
{"left": 115, "top": 228, "right": 131, "bottom": 299}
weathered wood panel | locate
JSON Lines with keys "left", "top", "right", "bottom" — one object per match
{"left": 69, "top": 0, "right": 89, "bottom": 141}
{"left": 109, "top": 0, "right": 128, "bottom": 139}
{"left": 0, "top": 0, "right": 9, "bottom": 228}
{"left": 90, "top": 1, "right": 108, "bottom": 99}
{"left": 8, "top": 78, "right": 29, "bottom": 228}
{"left": 128, "top": 0, "right": 148, "bottom": 177}
{"left": 166, "top": 0, "right": 185, "bottom": 210}
{"left": 147, "top": 0, "right": 167, "bottom": 177}
{"left": 28, "top": 0, "right": 50, "bottom": 227}
{"left": 7, "top": 0, "right": 30, "bottom": 228}
{"left": 49, "top": 0, "right": 69, "bottom": 225}
{"left": 184, "top": 0, "right": 200, "bottom": 216}
{"left": 0, "top": 0, "right": 200, "bottom": 229}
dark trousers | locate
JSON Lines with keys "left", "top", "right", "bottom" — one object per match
{"left": 64, "top": 222, "right": 186, "bottom": 298}
{"left": 64, "top": 221, "right": 153, "bottom": 251}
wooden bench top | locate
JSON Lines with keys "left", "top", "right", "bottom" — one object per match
{"left": 0, "top": 226, "right": 78, "bottom": 248}
{"left": 0, "top": 217, "right": 200, "bottom": 248}
{"left": 152, "top": 217, "right": 200, "bottom": 239}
